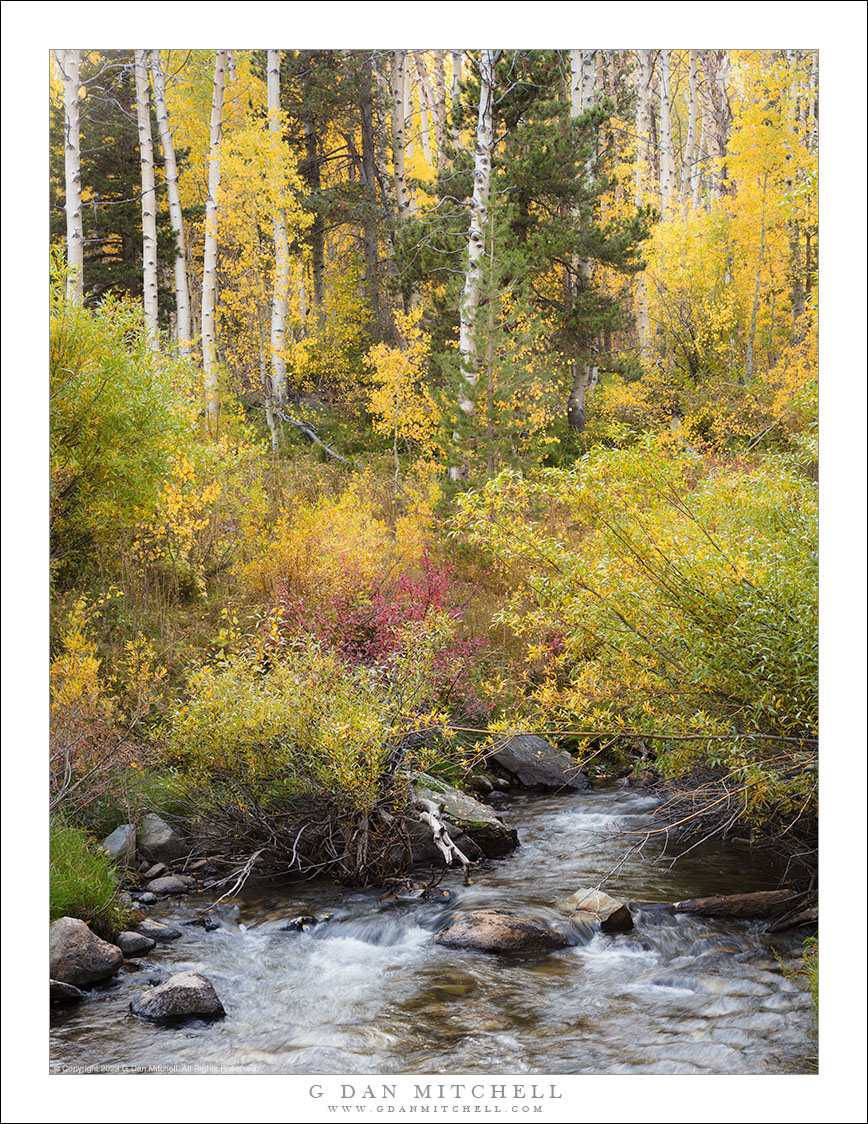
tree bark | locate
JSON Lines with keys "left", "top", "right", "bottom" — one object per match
{"left": 202, "top": 50, "right": 227, "bottom": 437}
{"left": 56, "top": 50, "right": 83, "bottom": 303}
{"left": 267, "top": 50, "right": 289, "bottom": 405}
{"left": 449, "top": 48, "right": 497, "bottom": 482}
{"left": 134, "top": 51, "right": 159, "bottom": 349}
{"left": 699, "top": 50, "right": 732, "bottom": 199}
{"left": 432, "top": 50, "right": 448, "bottom": 170}
{"left": 359, "top": 58, "right": 384, "bottom": 334}
{"left": 566, "top": 49, "right": 598, "bottom": 432}
{"left": 150, "top": 51, "right": 192, "bottom": 357}
{"left": 414, "top": 51, "right": 434, "bottom": 168}
{"left": 390, "top": 51, "right": 411, "bottom": 222}
{"left": 658, "top": 49, "right": 677, "bottom": 217}
{"left": 634, "top": 49, "right": 653, "bottom": 366}
{"left": 450, "top": 50, "right": 463, "bottom": 146}
{"left": 681, "top": 50, "right": 699, "bottom": 212}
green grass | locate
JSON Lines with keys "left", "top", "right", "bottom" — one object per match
{"left": 49, "top": 817, "right": 131, "bottom": 940}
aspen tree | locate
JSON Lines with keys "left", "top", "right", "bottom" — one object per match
{"left": 134, "top": 51, "right": 159, "bottom": 349}
{"left": 267, "top": 49, "right": 289, "bottom": 405}
{"left": 390, "top": 51, "right": 411, "bottom": 221}
{"left": 566, "top": 49, "right": 599, "bottom": 431}
{"left": 634, "top": 49, "right": 653, "bottom": 365}
{"left": 658, "top": 49, "right": 677, "bottom": 216}
{"left": 449, "top": 49, "right": 497, "bottom": 481}
{"left": 150, "top": 51, "right": 192, "bottom": 357}
{"left": 55, "top": 50, "right": 83, "bottom": 303}
{"left": 202, "top": 50, "right": 227, "bottom": 436}
{"left": 681, "top": 51, "right": 699, "bottom": 212}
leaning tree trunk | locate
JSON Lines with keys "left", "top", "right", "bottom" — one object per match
{"left": 566, "top": 49, "right": 599, "bottom": 433}
{"left": 55, "top": 50, "right": 83, "bottom": 304}
{"left": 150, "top": 51, "right": 192, "bottom": 357}
{"left": 267, "top": 49, "right": 289, "bottom": 406}
{"left": 448, "top": 48, "right": 497, "bottom": 482}
{"left": 202, "top": 50, "right": 227, "bottom": 437}
{"left": 134, "top": 50, "right": 159, "bottom": 349}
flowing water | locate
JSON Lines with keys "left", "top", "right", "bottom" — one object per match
{"left": 50, "top": 785, "right": 816, "bottom": 1075}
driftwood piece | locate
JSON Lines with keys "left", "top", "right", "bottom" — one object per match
{"left": 674, "top": 889, "right": 801, "bottom": 920}
{"left": 413, "top": 796, "right": 472, "bottom": 884}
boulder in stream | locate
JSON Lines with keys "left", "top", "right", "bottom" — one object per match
{"left": 134, "top": 918, "right": 183, "bottom": 942}
{"left": 553, "top": 888, "right": 634, "bottom": 933}
{"left": 130, "top": 971, "right": 225, "bottom": 1024}
{"left": 435, "top": 909, "right": 569, "bottom": 953}
{"left": 415, "top": 775, "right": 519, "bottom": 857}
{"left": 136, "top": 814, "right": 186, "bottom": 863}
{"left": 49, "top": 917, "right": 123, "bottom": 988}
{"left": 115, "top": 931, "right": 157, "bottom": 957}
{"left": 490, "top": 734, "right": 589, "bottom": 790}
{"left": 51, "top": 979, "right": 86, "bottom": 1004}
{"left": 146, "top": 874, "right": 195, "bottom": 895}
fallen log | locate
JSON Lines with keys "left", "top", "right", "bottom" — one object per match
{"left": 674, "top": 889, "right": 802, "bottom": 920}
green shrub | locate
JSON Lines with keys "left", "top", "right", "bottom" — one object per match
{"left": 49, "top": 817, "right": 131, "bottom": 939}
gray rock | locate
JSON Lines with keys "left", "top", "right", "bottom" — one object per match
{"left": 491, "top": 734, "right": 589, "bottom": 790}
{"left": 101, "top": 824, "right": 136, "bottom": 865}
{"left": 137, "top": 814, "right": 186, "bottom": 863}
{"left": 115, "top": 931, "right": 157, "bottom": 957}
{"left": 553, "top": 888, "right": 634, "bottom": 933}
{"left": 435, "top": 909, "right": 569, "bottom": 953}
{"left": 51, "top": 978, "right": 85, "bottom": 1004}
{"left": 135, "top": 918, "right": 182, "bottom": 942}
{"left": 49, "top": 917, "right": 123, "bottom": 987}
{"left": 146, "top": 874, "right": 194, "bottom": 895}
{"left": 138, "top": 892, "right": 158, "bottom": 905}
{"left": 468, "top": 774, "right": 494, "bottom": 796}
{"left": 142, "top": 862, "right": 168, "bottom": 880}
{"left": 415, "top": 775, "right": 519, "bottom": 857}
{"left": 130, "top": 971, "right": 225, "bottom": 1024}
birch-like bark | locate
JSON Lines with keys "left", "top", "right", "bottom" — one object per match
{"left": 449, "top": 48, "right": 496, "bottom": 481}
{"left": 267, "top": 50, "right": 289, "bottom": 405}
{"left": 134, "top": 51, "right": 159, "bottom": 349}
{"left": 745, "top": 172, "right": 769, "bottom": 382}
{"left": 634, "top": 49, "right": 653, "bottom": 366}
{"left": 56, "top": 50, "right": 83, "bottom": 303}
{"left": 202, "top": 50, "right": 227, "bottom": 436}
{"left": 450, "top": 50, "right": 463, "bottom": 146}
{"left": 390, "top": 51, "right": 411, "bottom": 221}
{"left": 150, "top": 51, "right": 192, "bottom": 357}
{"left": 414, "top": 51, "right": 434, "bottom": 167}
{"left": 432, "top": 50, "right": 448, "bottom": 170}
{"left": 658, "top": 49, "right": 677, "bottom": 217}
{"left": 681, "top": 50, "right": 699, "bottom": 212}
{"left": 699, "top": 50, "right": 732, "bottom": 199}
{"left": 566, "top": 49, "right": 599, "bottom": 431}
{"left": 359, "top": 58, "right": 383, "bottom": 332}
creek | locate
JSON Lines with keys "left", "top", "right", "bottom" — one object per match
{"left": 50, "top": 784, "right": 815, "bottom": 1074}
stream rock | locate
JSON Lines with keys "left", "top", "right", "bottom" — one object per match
{"left": 130, "top": 971, "right": 225, "bottom": 1024}
{"left": 101, "top": 823, "right": 136, "bottom": 865}
{"left": 115, "top": 931, "right": 157, "bottom": 957}
{"left": 553, "top": 887, "right": 634, "bottom": 933}
{"left": 136, "top": 814, "right": 186, "bottom": 863}
{"left": 134, "top": 918, "right": 182, "bottom": 942}
{"left": 490, "top": 734, "right": 589, "bottom": 790}
{"left": 146, "top": 874, "right": 195, "bottom": 895}
{"left": 435, "top": 909, "right": 569, "bottom": 953}
{"left": 49, "top": 917, "right": 124, "bottom": 987}
{"left": 415, "top": 775, "right": 519, "bottom": 857}
{"left": 51, "top": 979, "right": 86, "bottom": 1004}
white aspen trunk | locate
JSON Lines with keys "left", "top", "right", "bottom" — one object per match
{"left": 134, "top": 51, "right": 159, "bottom": 349}
{"left": 414, "top": 51, "right": 434, "bottom": 168}
{"left": 433, "top": 49, "right": 448, "bottom": 170}
{"left": 450, "top": 50, "right": 463, "bottom": 146}
{"left": 658, "top": 49, "right": 677, "bottom": 217}
{"left": 699, "top": 50, "right": 732, "bottom": 199}
{"left": 267, "top": 49, "right": 289, "bottom": 405}
{"left": 566, "top": 49, "right": 598, "bottom": 431}
{"left": 634, "top": 49, "right": 653, "bottom": 366}
{"left": 227, "top": 51, "right": 238, "bottom": 85}
{"left": 202, "top": 50, "right": 227, "bottom": 437}
{"left": 745, "top": 173, "right": 769, "bottom": 381}
{"left": 56, "top": 50, "right": 83, "bottom": 303}
{"left": 402, "top": 55, "right": 416, "bottom": 209}
{"left": 449, "top": 48, "right": 496, "bottom": 481}
{"left": 681, "top": 50, "right": 699, "bottom": 212}
{"left": 390, "top": 51, "right": 410, "bottom": 221}
{"left": 150, "top": 51, "right": 192, "bottom": 357}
